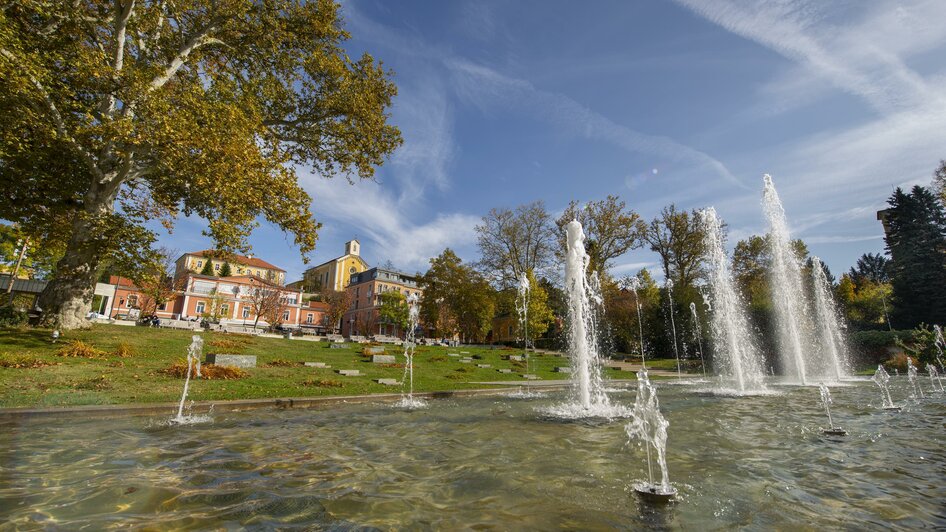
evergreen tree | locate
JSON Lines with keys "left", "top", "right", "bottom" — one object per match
{"left": 219, "top": 262, "right": 233, "bottom": 277}
{"left": 849, "top": 253, "right": 890, "bottom": 284}
{"left": 884, "top": 185, "right": 946, "bottom": 327}
{"left": 199, "top": 260, "right": 215, "bottom": 276}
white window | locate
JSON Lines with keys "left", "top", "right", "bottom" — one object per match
{"left": 220, "top": 304, "right": 229, "bottom": 316}
{"left": 306, "top": 313, "right": 313, "bottom": 324}
{"left": 196, "top": 260, "right": 203, "bottom": 268}
{"left": 243, "top": 307, "right": 250, "bottom": 318}
{"left": 282, "top": 310, "right": 290, "bottom": 321}
{"left": 196, "top": 301, "right": 206, "bottom": 314}
{"left": 214, "top": 263, "right": 220, "bottom": 271}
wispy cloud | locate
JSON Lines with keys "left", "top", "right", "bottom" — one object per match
{"left": 445, "top": 58, "right": 747, "bottom": 190}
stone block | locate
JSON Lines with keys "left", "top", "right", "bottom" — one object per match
{"left": 459, "top": 359, "right": 472, "bottom": 364}
{"left": 507, "top": 355, "right": 523, "bottom": 362}
{"left": 205, "top": 354, "right": 257, "bottom": 368}
{"left": 372, "top": 354, "right": 396, "bottom": 364}
{"left": 477, "top": 364, "right": 492, "bottom": 368}
{"left": 376, "top": 378, "right": 399, "bottom": 385}
{"left": 522, "top": 374, "right": 540, "bottom": 380}
{"left": 366, "top": 346, "right": 385, "bottom": 355}
{"left": 337, "top": 369, "right": 361, "bottom": 376}
{"left": 448, "top": 353, "right": 460, "bottom": 357}
{"left": 329, "top": 343, "right": 348, "bottom": 349}
{"left": 498, "top": 369, "right": 513, "bottom": 374}
{"left": 554, "top": 366, "right": 573, "bottom": 373}
{"left": 304, "top": 362, "right": 329, "bottom": 368}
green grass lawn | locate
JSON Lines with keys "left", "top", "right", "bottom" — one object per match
{"left": 0, "top": 324, "right": 642, "bottom": 408}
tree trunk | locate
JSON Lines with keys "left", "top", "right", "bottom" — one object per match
{"left": 36, "top": 185, "right": 118, "bottom": 329}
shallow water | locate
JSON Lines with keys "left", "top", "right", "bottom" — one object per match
{"left": 1, "top": 378, "right": 944, "bottom": 529}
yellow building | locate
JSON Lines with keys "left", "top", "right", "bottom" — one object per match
{"left": 174, "top": 250, "right": 286, "bottom": 285}
{"left": 292, "top": 240, "right": 369, "bottom": 293}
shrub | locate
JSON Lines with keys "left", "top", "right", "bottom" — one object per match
{"left": 0, "top": 306, "right": 27, "bottom": 327}
{"left": 58, "top": 340, "right": 105, "bottom": 358}
{"left": 162, "top": 360, "right": 248, "bottom": 380}
{"left": 883, "top": 353, "right": 915, "bottom": 374}
{"left": 114, "top": 342, "right": 134, "bottom": 358}
{"left": 209, "top": 337, "right": 254, "bottom": 350}
{"left": 302, "top": 378, "right": 344, "bottom": 388}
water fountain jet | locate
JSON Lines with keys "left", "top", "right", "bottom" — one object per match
{"left": 396, "top": 293, "right": 425, "bottom": 409}
{"left": 871, "top": 365, "right": 901, "bottom": 411}
{"left": 762, "top": 175, "right": 810, "bottom": 385}
{"left": 171, "top": 335, "right": 205, "bottom": 424}
{"left": 906, "top": 358, "right": 925, "bottom": 399}
{"left": 688, "top": 302, "right": 706, "bottom": 379}
{"left": 699, "top": 207, "right": 766, "bottom": 393}
{"left": 665, "top": 278, "right": 682, "bottom": 380}
{"left": 818, "top": 383, "right": 846, "bottom": 436}
{"left": 810, "top": 257, "right": 849, "bottom": 382}
{"left": 626, "top": 368, "right": 676, "bottom": 502}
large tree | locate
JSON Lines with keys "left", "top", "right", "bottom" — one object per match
{"left": 884, "top": 185, "right": 946, "bottom": 327}
{"left": 555, "top": 195, "right": 646, "bottom": 276}
{"left": 642, "top": 204, "right": 707, "bottom": 290}
{"left": 475, "top": 201, "right": 556, "bottom": 288}
{"left": 420, "top": 248, "right": 494, "bottom": 342}
{"left": 849, "top": 252, "right": 890, "bottom": 285}
{"left": 0, "top": 0, "right": 401, "bottom": 328}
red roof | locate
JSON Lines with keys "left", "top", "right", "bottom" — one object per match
{"left": 108, "top": 275, "right": 138, "bottom": 289}
{"left": 186, "top": 250, "right": 285, "bottom": 272}
{"left": 306, "top": 300, "right": 330, "bottom": 311}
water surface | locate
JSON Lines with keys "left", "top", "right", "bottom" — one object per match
{"left": 1, "top": 378, "right": 944, "bottom": 529}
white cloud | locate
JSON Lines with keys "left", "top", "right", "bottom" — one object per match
{"left": 300, "top": 172, "right": 479, "bottom": 271}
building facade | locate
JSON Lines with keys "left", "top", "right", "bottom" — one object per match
{"left": 175, "top": 250, "right": 286, "bottom": 285}
{"left": 291, "top": 240, "right": 369, "bottom": 293}
{"left": 341, "top": 267, "right": 423, "bottom": 337}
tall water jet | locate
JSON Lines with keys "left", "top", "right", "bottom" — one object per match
{"left": 762, "top": 175, "right": 810, "bottom": 385}
{"left": 906, "top": 358, "right": 924, "bottom": 399}
{"left": 397, "top": 293, "right": 425, "bottom": 408}
{"left": 871, "top": 365, "right": 900, "bottom": 411}
{"left": 934, "top": 325, "right": 945, "bottom": 372}
{"left": 926, "top": 364, "right": 944, "bottom": 393}
{"left": 665, "top": 278, "right": 682, "bottom": 379}
{"left": 699, "top": 207, "right": 766, "bottom": 392}
{"left": 818, "top": 383, "right": 846, "bottom": 436}
{"left": 563, "top": 220, "right": 610, "bottom": 412}
{"left": 516, "top": 271, "right": 531, "bottom": 373}
{"left": 173, "top": 335, "right": 204, "bottom": 423}
{"left": 688, "top": 302, "right": 706, "bottom": 379}
{"left": 810, "top": 257, "right": 849, "bottom": 381}
{"left": 626, "top": 368, "right": 676, "bottom": 501}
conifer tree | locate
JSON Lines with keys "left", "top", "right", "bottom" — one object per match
{"left": 884, "top": 185, "right": 946, "bottom": 327}
{"left": 219, "top": 262, "right": 233, "bottom": 277}
{"left": 199, "top": 261, "right": 215, "bottom": 276}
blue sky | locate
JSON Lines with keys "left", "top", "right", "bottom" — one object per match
{"left": 163, "top": 0, "right": 946, "bottom": 283}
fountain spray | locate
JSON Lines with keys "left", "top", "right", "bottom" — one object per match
{"left": 810, "top": 257, "right": 849, "bottom": 382}
{"left": 925, "top": 364, "right": 944, "bottom": 393}
{"left": 398, "top": 293, "right": 423, "bottom": 407}
{"left": 174, "top": 335, "right": 204, "bottom": 422}
{"left": 933, "top": 325, "right": 945, "bottom": 372}
{"left": 626, "top": 368, "right": 676, "bottom": 501}
{"left": 688, "top": 302, "right": 706, "bottom": 379}
{"left": 871, "top": 365, "right": 900, "bottom": 411}
{"left": 699, "top": 207, "right": 766, "bottom": 392}
{"left": 516, "top": 271, "right": 531, "bottom": 374}
{"left": 762, "top": 175, "right": 809, "bottom": 385}
{"left": 818, "top": 383, "right": 846, "bottom": 436}
{"left": 906, "top": 358, "right": 925, "bottom": 399}
{"left": 563, "top": 220, "right": 610, "bottom": 412}
{"left": 665, "top": 278, "right": 682, "bottom": 380}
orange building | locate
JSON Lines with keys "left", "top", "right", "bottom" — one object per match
{"left": 341, "top": 267, "right": 423, "bottom": 337}
{"left": 178, "top": 274, "right": 303, "bottom": 327}
{"left": 175, "top": 250, "right": 286, "bottom": 285}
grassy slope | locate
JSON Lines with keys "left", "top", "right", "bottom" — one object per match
{"left": 0, "top": 324, "right": 656, "bottom": 408}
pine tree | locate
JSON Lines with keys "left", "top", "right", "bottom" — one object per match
{"left": 884, "top": 185, "right": 946, "bottom": 327}
{"left": 219, "top": 262, "right": 233, "bottom": 277}
{"left": 199, "top": 261, "right": 214, "bottom": 276}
